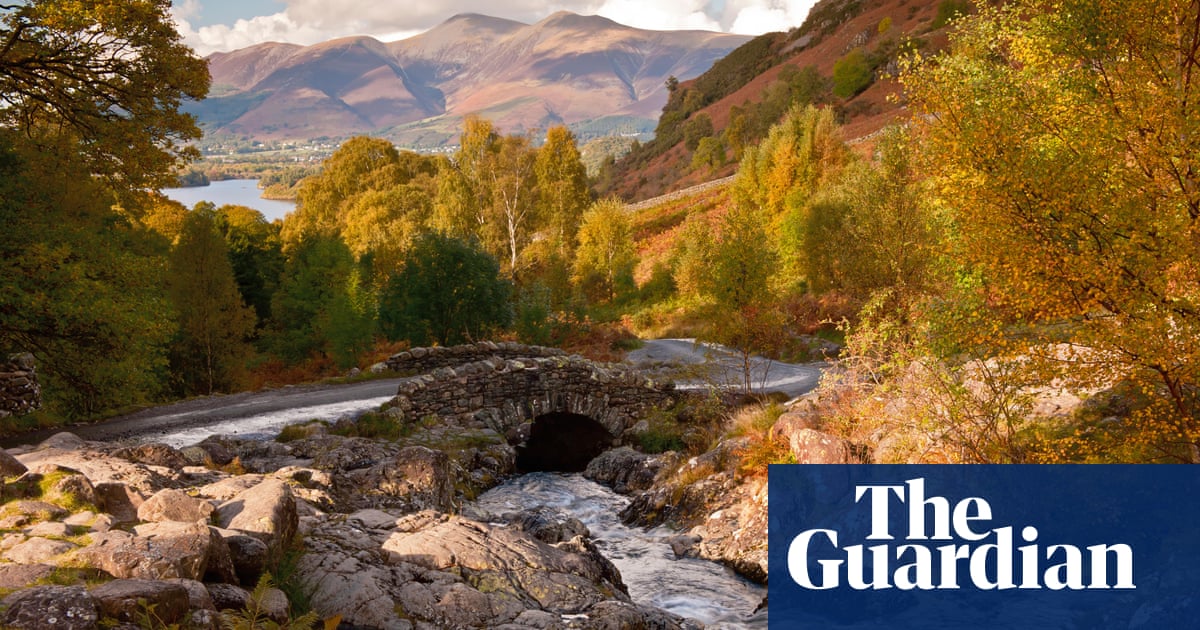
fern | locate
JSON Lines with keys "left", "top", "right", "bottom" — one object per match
{"left": 220, "top": 574, "right": 320, "bottom": 630}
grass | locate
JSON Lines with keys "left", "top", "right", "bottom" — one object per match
{"left": 727, "top": 402, "right": 793, "bottom": 477}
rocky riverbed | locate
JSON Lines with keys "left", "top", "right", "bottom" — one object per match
{"left": 0, "top": 341, "right": 849, "bottom": 629}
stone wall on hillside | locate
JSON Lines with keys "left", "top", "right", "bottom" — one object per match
{"left": 0, "top": 353, "right": 40, "bottom": 418}
{"left": 384, "top": 342, "right": 566, "bottom": 374}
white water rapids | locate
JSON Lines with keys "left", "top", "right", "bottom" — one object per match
{"left": 475, "top": 473, "right": 768, "bottom": 629}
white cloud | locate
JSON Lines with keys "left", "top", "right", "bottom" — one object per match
{"left": 173, "top": 0, "right": 819, "bottom": 56}
{"left": 593, "top": 0, "right": 720, "bottom": 31}
{"left": 724, "top": 0, "right": 818, "bottom": 34}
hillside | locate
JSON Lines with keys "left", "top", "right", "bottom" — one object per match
{"left": 189, "top": 12, "right": 751, "bottom": 149}
{"left": 600, "top": 0, "right": 958, "bottom": 201}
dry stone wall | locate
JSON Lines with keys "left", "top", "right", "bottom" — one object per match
{"left": 385, "top": 354, "right": 678, "bottom": 443}
{"left": 0, "top": 353, "right": 40, "bottom": 418}
{"left": 384, "top": 341, "right": 566, "bottom": 374}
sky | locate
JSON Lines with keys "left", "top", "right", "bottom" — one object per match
{"left": 170, "top": 0, "right": 820, "bottom": 55}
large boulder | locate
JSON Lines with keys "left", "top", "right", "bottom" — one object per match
{"left": 785, "top": 428, "right": 851, "bottom": 464}
{"left": 137, "top": 488, "right": 215, "bottom": 523}
{"left": 73, "top": 521, "right": 217, "bottom": 580}
{"left": 90, "top": 579, "right": 191, "bottom": 624}
{"left": 342, "top": 446, "right": 454, "bottom": 513}
{"left": 584, "top": 447, "right": 663, "bottom": 493}
{"left": 382, "top": 512, "right": 627, "bottom": 614}
{"left": 111, "top": 443, "right": 190, "bottom": 470}
{"left": 0, "top": 448, "right": 28, "bottom": 478}
{"left": 1, "top": 585, "right": 99, "bottom": 630}
{"left": 215, "top": 478, "right": 297, "bottom": 564}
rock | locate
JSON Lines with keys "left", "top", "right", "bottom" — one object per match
{"left": 0, "top": 563, "right": 56, "bottom": 589}
{"left": 5, "top": 500, "right": 68, "bottom": 521}
{"left": 137, "top": 488, "right": 215, "bottom": 523}
{"left": 786, "top": 428, "right": 850, "bottom": 464}
{"left": 206, "top": 583, "right": 250, "bottom": 611}
{"left": 0, "top": 448, "right": 28, "bottom": 478}
{"left": 197, "top": 475, "right": 263, "bottom": 501}
{"left": 217, "top": 529, "right": 269, "bottom": 586}
{"left": 27, "top": 464, "right": 97, "bottom": 510}
{"left": 664, "top": 534, "right": 701, "bottom": 558}
{"left": 3, "top": 537, "right": 75, "bottom": 564}
{"left": 304, "top": 435, "right": 397, "bottom": 471}
{"left": 361, "top": 446, "right": 454, "bottom": 512}
{"left": 36, "top": 433, "right": 86, "bottom": 451}
{"left": 347, "top": 508, "right": 400, "bottom": 530}
{"left": 90, "top": 579, "right": 190, "bottom": 624}
{"left": 507, "top": 506, "right": 589, "bottom": 544}
{"left": 27, "top": 521, "right": 74, "bottom": 538}
{"left": 165, "top": 578, "right": 216, "bottom": 610}
{"left": 383, "top": 512, "right": 627, "bottom": 614}
{"left": 258, "top": 587, "right": 290, "bottom": 624}
{"left": 584, "top": 447, "right": 663, "bottom": 493}
{"left": 111, "top": 443, "right": 190, "bottom": 470}
{"left": 215, "top": 478, "right": 297, "bottom": 564}
{"left": 1, "top": 585, "right": 99, "bottom": 630}
{"left": 93, "top": 483, "right": 144, "bottom": 524}
{"left": 193, "top": 437, "right": 235, "bottom": 466}
{"left": 74, "top": 521, "right": 214, "bottom": 580}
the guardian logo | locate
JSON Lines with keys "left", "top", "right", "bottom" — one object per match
{"left": 787, "top": 478, "right": 1135, "bottom": 591}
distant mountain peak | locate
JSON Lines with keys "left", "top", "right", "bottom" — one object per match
{"left": 188, "top": 12, "right": 751, "bottom": 148}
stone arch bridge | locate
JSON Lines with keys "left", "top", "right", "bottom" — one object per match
{"left": 382, "top": 343, "right": 679, "bottom": 470}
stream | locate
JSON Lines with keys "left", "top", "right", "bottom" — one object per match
{"left": 475, "top": 473, "right": 768, "bottom": 629}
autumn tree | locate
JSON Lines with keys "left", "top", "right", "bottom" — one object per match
{"left": 573, "top": 199, "right": 636, "bottom": 302}
{"left": 433, "top": 116, "right": 498, "bottom": 240}
{"left": 705, "top": 203, "right": 783, "bottom": 393}
{"left": 379, "top": 233, "right": 512, "bottom": 346}
{"left": 0, "top": 0, "right": 208, "bottom": 415}
{"left": 0, "top": 0, "right": 209, "bottom": 191}
{"left": 806, "top": 126, "right": 942, "bottom": 304}
{"left": 731, "top": 105, "right": 851, "bottom": 292}
{"left": 167, "top": 209, "right": 256, "bottom": 395}
{"left": 901, "top": 0, "right": 1200, "bottom": 461}
{"left": 536, "top": 126, "right": 590, "bottom": 258}
{"left": 284, "top": 136, "right": 401, "bottom": 250}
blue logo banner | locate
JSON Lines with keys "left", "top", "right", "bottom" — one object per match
{"left": 768, "top": 465, "right": 1200, "bottom": 629}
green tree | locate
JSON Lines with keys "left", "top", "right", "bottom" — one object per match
{"left": 536, "top": 126, "right": 590, "bottom": 258}
{"left": 832, "top": 48, "right": 873, "bottom": 98}
{"left": 0, "top": 0, "right": 207, "bottom": 416}
{"left": 214, "top": 205, "right": 285, "bottom": 328}
{"left": 573, "top": 199, "right": 636, "bottom": 302}
{"left": 379, "top": 233, "right": 512, "bottom": 346}
{"left": 806, "top": 127, "right": 942, "bottom": 303}
{"left": 705, "top": 203, "right": 781, "bottom": 393}
{"left": 168, "top": 209, "right": 256, "bottom": 395}
{"left": 683, "top": 113, "right": 715, "bottom": 151}
{"left": 269, "top": 236, "right": 373, "bottom": 368}
{"left": 0, "top": 135, "right": 175, "bottom": 416}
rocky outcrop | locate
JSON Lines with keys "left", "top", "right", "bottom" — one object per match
{"left": 584, "top": 446, "right": 664, "bottom": 493}
{"left": 297, "top": 509, "right": 695, "bottom": 629}
{"left": 0, "top": 421, "right": 705, "bottom": 629}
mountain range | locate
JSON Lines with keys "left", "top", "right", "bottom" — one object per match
{"left": 189, "top": 12, "right": 752, "bottom": 147}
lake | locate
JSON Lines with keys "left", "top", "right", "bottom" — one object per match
{"left": 160, "top": 179, "right": 296, "bottom": 222}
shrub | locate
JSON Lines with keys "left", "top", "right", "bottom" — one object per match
{"left": 832, "top": 49, "right": 874, "bottom": 98}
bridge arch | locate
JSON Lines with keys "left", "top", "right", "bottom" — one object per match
{"left": 384, "top": 351, "right": 678, "bottom": 468}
